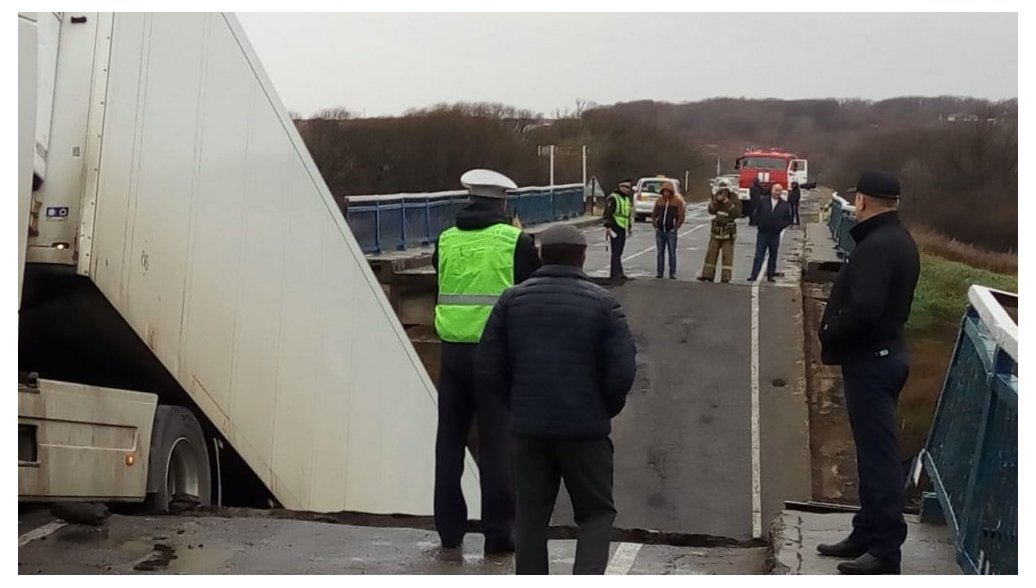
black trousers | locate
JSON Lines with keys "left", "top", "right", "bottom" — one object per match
{"left": 514, "top": 435, "right": 616, "bottom": 575}
{"left": 435, "top": 342, "right": 514, "bottom": 549}
{"left": 842, "top": 351, "right": 910, "bottom": 561}
{"left": 609, "top": 227, "right": 627, "bottom": 278}
{"left": 749, "top": 230, "right": 781, "bottom": 280}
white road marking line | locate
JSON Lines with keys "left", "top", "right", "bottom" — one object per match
{"left": 750, "top": 277, "right": 762, "bottom": 539}
{"left": 605, "top": 542, "right": 643, "bottom": 575}
{"left": 597, "top": 222, "right": 708, "bottom": 272}
{"left": 19, "top": 521, "right": 67, "bottom": 547}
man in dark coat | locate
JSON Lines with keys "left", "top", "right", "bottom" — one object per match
{"left": 817, "top": 171, "right": 920, "bottom": 575}
{"left": 788, "top": 181, "right": 802, "bottom": 225}
{"left": 748, "top": 183, "right": 793, "bottom": 282}
{"left": 477, "top": 224, "right": 637, "bottom": 575}
{"left": 748, "top": 177, "right": 763, "bottom": 226}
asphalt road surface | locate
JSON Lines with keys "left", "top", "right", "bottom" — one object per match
{"left": 547, "top": 197, "right": 813, "bottom": 541}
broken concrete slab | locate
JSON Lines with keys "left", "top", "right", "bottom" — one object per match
{"left": 769, "top": 510, "right": 959, "bottom": 575}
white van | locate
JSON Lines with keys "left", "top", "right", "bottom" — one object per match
{"left": 633, "top": 176, "right": 682, "bottom": 222}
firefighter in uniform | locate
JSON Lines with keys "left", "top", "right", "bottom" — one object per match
{"left": 602, "top": 179, "right": 633, "bottom": 280}
{"left": 432, "top": 169, "right": 541, "bottom": 555}
{"left": 698, "top": 180, "right": 741, "bottom": 283}
{"left": 817, "top": 171, "right": 920, "bottom": 575}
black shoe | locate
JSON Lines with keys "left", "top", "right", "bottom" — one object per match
{"left": 817, "top": 538, "right": 868, "bottom": 559}
{"left": 484, "top": 537, "right": 515, "bottom": 556}
{"left": 669, "top": 275, "right": 676, "bottom": 280}
{"left": 766, "top": 277, "right": 775, "bottom": 283}
{"left": 837, "top": 553, "right": 901, "bottom": 575}
{"left": 747, "top": 276, "right": 757, "bottom": 282}
{"left": 697, "top": 276, "right": 710, "bottom": 282}
{"left": 655, "top": 274, "right": 663, "bottom": 279}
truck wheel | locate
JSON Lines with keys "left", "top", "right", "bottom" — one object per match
{"left": 145, "top": 405, "right": 211, "bottom": 514}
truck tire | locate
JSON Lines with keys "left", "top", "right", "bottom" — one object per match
{"left": 145, "top": 405, "right": 211, "bottom": 514}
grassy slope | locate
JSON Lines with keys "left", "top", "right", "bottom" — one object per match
{"left": 898, "top": 253, "right": 1017, "bottom": 456}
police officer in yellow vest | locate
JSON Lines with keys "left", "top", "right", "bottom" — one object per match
{"left": 602, "top": 179, "right": 633, "bottom": 280}
{"left": 431, "top": 168, "right": 541, "bottom": 555}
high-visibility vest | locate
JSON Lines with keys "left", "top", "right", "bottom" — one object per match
{"left": 434, "top": 223, "right": 521, "bottom": 343}
{"left": 610, "top": 193, "right": 631, "bottom": 229}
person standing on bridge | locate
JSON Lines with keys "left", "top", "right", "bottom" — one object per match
{"left": 817, "top": 171, "right": 920, "bottom": 575}
{"left": 747, "top": 183, "right": 793, "bottom": 283}
{"left": 431, "top": 168, "right": 541, "bottom": 556}
{"left": 477, "top": 224, "right": 636, "bottom": 575}
{"left": 788, "top": 181, "right": 802, "bottom": 226}
{"left": 748, "top": 177, "right": 763, "bottom": 226}
{"left": 698, "top": 180, "right": 741, "bottom": 283}
{"left": 652, "top": 181, "right": 685, "bottom": 279}
{"left": 602, "top": 179, "right": 634, "bottom": 281}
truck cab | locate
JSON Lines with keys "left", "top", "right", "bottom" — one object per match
{"left": 734, "top": 149, "right": 808, "bottom": 202}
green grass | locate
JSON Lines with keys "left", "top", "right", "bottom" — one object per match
{"left": 898, "top": 254, "right": 1017, "bottom": 458}
{"left": 908, "top": 253, "right": 1018, "bottom": 336}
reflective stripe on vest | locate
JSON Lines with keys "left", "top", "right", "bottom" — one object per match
{"left": 434, "top": 223, "right": 520, "bottom": 343}
{"left": 610, "top": 193, "right": 631, "bottom": 229}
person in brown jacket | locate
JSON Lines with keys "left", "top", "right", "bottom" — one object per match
{"left": 651, "top": 181, "right": 685, "bottom": 279}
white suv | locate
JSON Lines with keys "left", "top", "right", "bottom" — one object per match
{"left": 633, "top": 176, "right": 682, "bottom": 222}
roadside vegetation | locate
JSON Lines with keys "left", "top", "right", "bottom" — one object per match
{"left": 899, "top": 252, "right": 1017, "bottom": 456}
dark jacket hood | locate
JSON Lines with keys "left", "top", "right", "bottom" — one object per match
{"left": 456, "top": 199, "right": 510, "bottom": 230}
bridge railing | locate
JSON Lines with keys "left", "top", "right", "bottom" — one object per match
{"left": 344, "top": 184, "right": 585, "bottom": 254}
{"left": 826, "top": 192, "right": 857, "bottom": 257}
{"left": 920, "top": 285, "right": 1018, "bottom": 574}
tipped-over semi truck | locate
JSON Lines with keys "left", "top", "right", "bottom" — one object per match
{"left": 18, "top": 12, "right": 478, "bottom": 515}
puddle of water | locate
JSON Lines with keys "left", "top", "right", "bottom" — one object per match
{"left": 166, "top": 544, "right": 235, "bottom": 574}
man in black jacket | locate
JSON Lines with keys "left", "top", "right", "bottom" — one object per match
{"left": 817, "top": 171, "right": 920, "bottom": 575}
{"left": 477, "top": 224, "right": 637, "bottom": 575}
{"left": 788, "top": 181, "right": 802, "bottom": 225}
{"left": 748, "top": 177, "right": 763, "bottom": 226}
{"left": 748, "top": 183, "right": 793, "bottom": 282}
{"left": 431, "top": 170, "right": 541, "bottom": 556}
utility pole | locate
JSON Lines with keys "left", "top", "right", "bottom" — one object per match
{"left": 549, "top": 145, "right": 556, "bottom": 189}
{"left": 581, "top": 145, "right": 588, "bottom": 188}
{"left": 684, "top": 169, "right": 689, "bottom": 192}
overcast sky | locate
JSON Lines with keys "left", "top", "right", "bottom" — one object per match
{"left": 237, "top": 12, "right": 1018, "bottom": 118}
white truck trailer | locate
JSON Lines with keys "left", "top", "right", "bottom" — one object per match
{"left": 18, "top": 12, "right": 479, "bottom": 515}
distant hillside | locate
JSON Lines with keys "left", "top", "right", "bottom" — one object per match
{"left": 296, "top": 96, "right": 1017, "bottom": 251}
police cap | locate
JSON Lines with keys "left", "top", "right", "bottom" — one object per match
{"left": 460, "top": 168, "right": 518, "bottom": 199}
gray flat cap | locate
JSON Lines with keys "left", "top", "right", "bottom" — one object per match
{"left": 538, "top": 224, "right": 587, "bottom": 247}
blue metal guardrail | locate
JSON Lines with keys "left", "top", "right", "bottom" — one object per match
{"left": 826, "top": 192, "right": 857, "bottom": 257}
{"left": 344, "top": 184, "right": 586, "bottom": 254}
{"left": 920, "top": 286, "right": 1018, "bottom": 574}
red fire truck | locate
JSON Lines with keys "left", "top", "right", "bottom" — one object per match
{"left": 733, "top": 148, "right": 808, "bottom": 205}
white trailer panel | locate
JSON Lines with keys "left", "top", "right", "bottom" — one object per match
{"left": 86, "top": 13, "right": 479, "bottom": 514}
